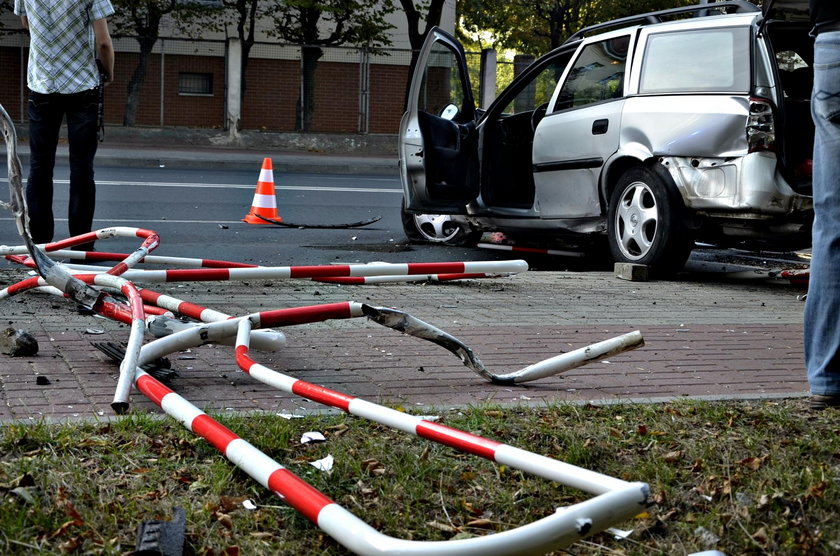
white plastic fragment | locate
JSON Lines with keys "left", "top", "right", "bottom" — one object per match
{"left": 301, "top": 431, "right": 326, "bottom": 444}
{"left": 607, "top": 527, "right": 633, "bottom": 539}
{"left": 309, "top": 454, "right": 334, "bottom": 472}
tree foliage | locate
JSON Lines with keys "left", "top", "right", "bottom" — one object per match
{"left": 267, "top": 0, "right": 396, "bottom": 47}
{"left": 265, "top": 0, "right": 396, "bottom": 131}
{"left": 398, "top": 0, "right": 448, "bottom": 109}
{"left": 400, "top": 0, "right": 447, "bottom": 50}
{"left": 458, "top": 0, "right": 696, "bottom": 56}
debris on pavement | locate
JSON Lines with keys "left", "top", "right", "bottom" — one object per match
{"left": 1, "top": 101, "right": 652, "bottom": 555}
{"left": 0, "top": 327, "right": 38, "bottom": 356}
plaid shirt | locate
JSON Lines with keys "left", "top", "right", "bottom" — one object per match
{"left": 14, "top": 0, "right": 115, "bottom": 94}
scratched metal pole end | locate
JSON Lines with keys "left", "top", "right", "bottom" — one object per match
{"left": 361, "top": 304, "right": 645, "bottom": 385}
{"left": 0, "top": 103, "right": 101, "bottom": 309}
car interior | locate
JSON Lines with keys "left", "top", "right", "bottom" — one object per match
{"left": 766, "top": 21, "right": 815, "bottom": 194}
{"left": 479, "top": 56, "right": 574, "bottom": 211}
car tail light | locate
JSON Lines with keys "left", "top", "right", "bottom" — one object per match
{"left": 796, "top": 158, "right": 813, "bottom": 178}
{"left": 746, "top": 97, "right": 776, "bottom": 153}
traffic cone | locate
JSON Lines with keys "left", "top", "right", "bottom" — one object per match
{"left": 243, "top": 158, "right": 281, "bottom": 224}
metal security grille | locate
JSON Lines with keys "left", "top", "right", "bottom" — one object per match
{"left": 178, "top": 72, "right": 213, "bottom": 95}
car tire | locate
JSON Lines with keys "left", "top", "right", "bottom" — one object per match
{"left": 607, "top": 166, "right": 693, "bottom": 275}
{"left": 400, "top": 203, "right": 481, "bottom": 246}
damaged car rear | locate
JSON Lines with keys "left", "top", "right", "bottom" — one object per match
{"left": 399, "top": 0, "right": 813, "bottom": 275}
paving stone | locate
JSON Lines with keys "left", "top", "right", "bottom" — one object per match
{"left": 0, "top": 266, "right": 809, "bottom": 422}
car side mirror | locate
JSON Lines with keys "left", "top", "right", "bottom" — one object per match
{"left": 439, "top": 104, "right": 459, "bottom": 120}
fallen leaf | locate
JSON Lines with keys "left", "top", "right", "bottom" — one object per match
{"left": 466, "top": 518, "right": 496, "bottom": 529}
{"left": 806, "top": 481, "right": 828, "bottom": 500}
{"left": 216, "top": 512, "right": 233, "bottom": 530}
{"left": 10, "top": 486, "right": 37, "bottom": 505}
{"left": 58, "top": 535, "right": 84, "bottom": 553}
{"left": 326, "top": 423, "right": 349, "bottom": 436}
{"left": 663, "top": 450, "right": 684, "bottom": 463}
{"left": 361, "top": 459, "right": 385, "bottom": 476}
{"left": 737, "top": 456, "right": 764, "bottom": 471}
{"left": 220, "top": 495, "right": 248, "bottom": 512}
{"left": 48, "top": 519, "right": 83, "bottom": 540}
{"left": 250, "top": 532, "right": 277, "bottom": 540}
{"left": 426, "top": 521, "right": 459, "bottom": 533}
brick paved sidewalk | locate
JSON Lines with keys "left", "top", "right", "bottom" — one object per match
{"left": 0, "top": 264, "right": 808, "bottom": 422}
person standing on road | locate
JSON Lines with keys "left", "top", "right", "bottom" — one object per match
{"left": 805, "top": 0, "right": 840, "bottom": 410}
{"left": 13, "top": 0, "right": 115, "bottom": 253}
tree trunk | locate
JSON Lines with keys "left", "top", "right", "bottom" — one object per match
{"left": 123, "top": 38, "right": 157, "bottom": 127}
{"left": 297, "top": 45, "right": 323, "bottom": 132}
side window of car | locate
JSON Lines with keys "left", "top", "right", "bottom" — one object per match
{"left": 418, "top": 42, "right": 472, "bottom": 118}
{"left": 555, "top": 35, "right": 630, "bottom": 111}
{"left": 499, "top": 58, "right": 570, "bottom": 116}
{"left": 639, "top": 27, "right": 750, "bottom": 94}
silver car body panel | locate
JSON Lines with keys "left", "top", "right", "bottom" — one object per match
{"left": 661, "top": 153, "right": 812, "bottom": 215}
{"left": 533, "top": 100, "right": 624, "bottom": 219}
{"left": 620, "top": 95, "right": 750, "bottom": 159}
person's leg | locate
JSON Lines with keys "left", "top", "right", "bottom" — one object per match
{"left": 805, "top": 32, "right": 840, "bottom": 405}
{"left": 65, "top": 88, "right": 100, "bottom": 252}
{"left": 25, "top": 92, "right": 63, "bottom": 244}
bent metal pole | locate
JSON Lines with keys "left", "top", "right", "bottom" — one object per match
{"left": 135, "top": 358, "right": 650, "bottom": 555}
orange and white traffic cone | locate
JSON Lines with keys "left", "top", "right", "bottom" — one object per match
{"left": 242, "top": 157, "right": 281, "bottom": 224}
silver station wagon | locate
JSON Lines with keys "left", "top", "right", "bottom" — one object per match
{"left": 399, "top": 0, "right": 813, "bottom": 274}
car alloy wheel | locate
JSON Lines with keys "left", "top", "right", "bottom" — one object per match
{"left": 607, "top": 166, "right": 693, "bottom": 275}
{"left": 614, "top": 180, "right": 658, "bottom": 260}
{"left": 412, "top": 213, "right": 462, "bottom": 243}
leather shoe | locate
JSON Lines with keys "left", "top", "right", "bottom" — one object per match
{"left": 810, "top": 394, "right": 840, "bottom": 410}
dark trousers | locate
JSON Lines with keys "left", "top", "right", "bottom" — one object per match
{"left": 26, "top": 89, "right": 99, "bottom": 251}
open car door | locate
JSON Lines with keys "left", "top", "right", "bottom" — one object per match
{"left": 399, "top": 27, "right": 479, "bottom": 215}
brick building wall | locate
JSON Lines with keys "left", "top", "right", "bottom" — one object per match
{"left": 103, "top": 51, "right": 226, "bottom": 128}
{"left": 0, "top": 47, "right": 25, "bottom": 121}
{"left": 368, "top": 64, "right": 410, "bottom": 134}
{"left": 2, "top": 42, "right": 412, "bottom": 134}
{"left": 241, "top": 57, "right": 299, "bottom": 131}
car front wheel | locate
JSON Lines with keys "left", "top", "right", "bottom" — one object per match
{"left": 400, "top": 204, "right": 481, "bottom": 246}
{"left": 607, "top": 166, "right": 693, "bottom": 275}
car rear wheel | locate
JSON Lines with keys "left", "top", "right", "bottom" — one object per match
{"left": 607, "top": 166, "right": 693, "bottom": 275}
{"left": 401, "top": 204, "right": 481, "bottom": 246}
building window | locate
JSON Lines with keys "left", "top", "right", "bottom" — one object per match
{"left": 179, "top": 72, "right": 213, "bottom": 96}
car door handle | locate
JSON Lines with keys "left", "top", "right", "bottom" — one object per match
{"left": 592, "top": 119, "right": 609, "bottom": 135}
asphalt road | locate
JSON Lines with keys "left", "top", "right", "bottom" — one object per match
{"left": 1, "top": 164, "right": 811, "bottom": 273}
{"left": 0, "top": 164, "right": 505, "bottom": 266}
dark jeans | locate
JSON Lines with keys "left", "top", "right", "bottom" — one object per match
{"left": 26, "top": 88, "right": 99, "bottom": 251}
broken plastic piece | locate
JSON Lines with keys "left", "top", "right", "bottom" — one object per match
{"left": 134, "top": 507, "right": 186, "bottom": 556}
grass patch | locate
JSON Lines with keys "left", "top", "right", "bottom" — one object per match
{"left": 0, "top": 399, "right": 838, "bottom": 554}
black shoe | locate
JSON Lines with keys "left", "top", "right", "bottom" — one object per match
{"left": 810, "top": 394, "right": 840, "bottom": 410}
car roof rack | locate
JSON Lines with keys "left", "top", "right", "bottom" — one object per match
{"left": 564, "top": 0, "right": 761, "bottom": 44}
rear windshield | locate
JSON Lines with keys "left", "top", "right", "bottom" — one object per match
{"left": 639, "top": 27, "right": 751, "bottom": 94}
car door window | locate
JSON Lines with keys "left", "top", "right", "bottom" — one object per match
{"left": 555, "top": 35, "right": 630, "bottom": 111}
{"left": 417, "top": 42, "right": 473, "bottom": 119}
{"left": 499, "top": 60, "right": 568, "bottom": 116}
